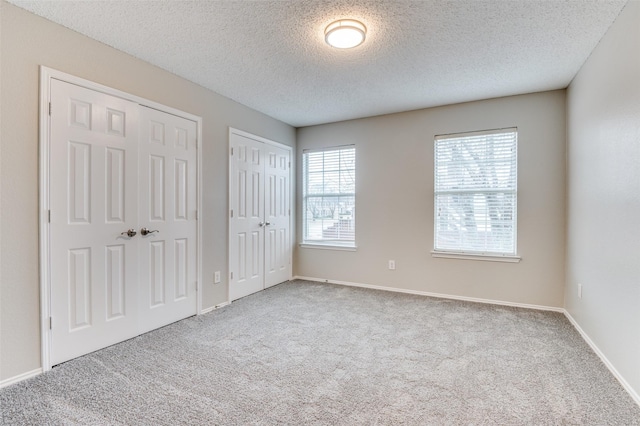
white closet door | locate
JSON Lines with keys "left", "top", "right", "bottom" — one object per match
{"left": 264, "top": 144, "right": 291, "bottom": 288}
{"left": 229, "top": 131, "right": 291, "bottom": 301}
{"left": 49, "top": 81, "right": 198, "bottom": 366}
{"left": 138, "top": 107, "right": 198, "bottom": 333}
{"left": 49, "top": 80, "right": 139, "bottom": 365}
{"left": 229, "top": 133, "right": 266, "bottom": 301}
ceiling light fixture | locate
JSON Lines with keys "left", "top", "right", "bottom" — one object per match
{"left": 324, "top": 19, "right": 366, "bottom": 49}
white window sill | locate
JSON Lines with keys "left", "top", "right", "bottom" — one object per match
{"left": 431, "top": 251, "right": 521, "bottom": 263}
{"left": 299, "top": 243, "right": 357, "bottom": 252}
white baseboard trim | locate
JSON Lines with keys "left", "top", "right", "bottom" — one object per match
{"left": 563, "top": 311, "right": 640, "bottom": 407}
{"left": 292, "top": 276, "right": 564, "bottom": 312}
{"left": 201, "top": 301, "right": 231, "bottom": 314}
{"left": 0, "top": 368, "right": 42, "bottom": 389}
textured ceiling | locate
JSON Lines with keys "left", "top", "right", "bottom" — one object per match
{"left": 8, "top": 0, "right": 629, "bottom": 127}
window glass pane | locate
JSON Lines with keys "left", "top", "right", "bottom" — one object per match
{"left": 435, "top": 192, "right": 515, "bottom": 253}
{"left": 323, "top": 171, "right": 340, "bottom": 194}
{"left": 305, "top": 172, "right": 322, "bottom": 194}
{"left": 340, "top": 169, "right": 356, "bottom": 193}
{"left": 435, "top": 132, "right": 517, "bottom": 193}
{"left": 434, "top": 129, "right": 517, "bottom": 255}
{"left": 323, "top": 150, "right": 340, "bottom": 172}
{"left": 303, "top": 146, "right": 356, "bottom": 246}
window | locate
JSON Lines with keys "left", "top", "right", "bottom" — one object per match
{"left": 302, "top": 146, "right": 356, "bottom": 248}
{"left": 434, "top": 128, "right": 517, "bottom": 257}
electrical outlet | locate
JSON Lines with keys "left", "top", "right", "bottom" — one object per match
{"left": 578, "top": 283, "right": 582, "bottom": 299}
{"left": 388, "top": 260, "right": 396, "bottom": 270}
{"left": 214, "top": 271, "right": 221, "bottom": 283}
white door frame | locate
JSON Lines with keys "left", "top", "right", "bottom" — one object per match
{"left": 227, "top": 128, "right": 294, "bottom": 302}
{"left": 39, "top": 66, "right": 203, "bottom": 371}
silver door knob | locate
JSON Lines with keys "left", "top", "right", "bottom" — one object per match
{"left": 259, "top": 222, "right": 265, "bottom": 227}
{"left": 140, "top": 227, "right": 159, "bottom": 236}
{"left": 120, "top": 229, "right": 137, "bottom": 237}
{"left": 265, "top": 221, "right": 271, "bottom": 226}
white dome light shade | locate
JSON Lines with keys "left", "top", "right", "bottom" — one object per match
{"left": 325, "top": 19, "right": 366, "bottom": 49}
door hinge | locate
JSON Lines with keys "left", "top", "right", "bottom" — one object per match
{"left": 230, "top": 272, "right": 233, "bottom": 280}
{"left": 230, "top": 209, "right": 234, "bottom": 218}
{"left": 288, "top": 161, "right": 291, "bottom": 168}
{"left": 230, "top": 147, "right": 234, "bottom": 156}
{"left": 195, "top": 211, "right": 198, "bottom": 220}
{"left": 48, "top": 317, "right": 52, "bottom": 330}
{"left": 195, "top": 281, "right": 198, "bottom": 292}
{"left": 48, "top": 210, "right": 51, "bottom": 223}
{"left": 48, "top": 102, "right": 52, "bottom": 116}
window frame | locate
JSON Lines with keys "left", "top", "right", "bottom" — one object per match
{"left": 432, "top": 128, "right": 520, "bottom": 262}
{"left": 301, "top": 145, "right": 356, "bottom": 249}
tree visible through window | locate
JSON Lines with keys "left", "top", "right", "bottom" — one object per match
{"left": 303, "top": 146, "right": 355, "bottom": 247}
{"left": 434, "top": 129, "right": 517, "bottom": 256}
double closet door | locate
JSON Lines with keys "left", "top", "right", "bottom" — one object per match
{"left": 49, "top": 79, "right": 197, "bottom": 366}
{"left": 229, "top": 131, "right": 291, "bottom": 301}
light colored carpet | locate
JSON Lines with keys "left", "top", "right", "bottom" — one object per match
{"left": 1, "top": 280, "right": 639, "bottom": 425}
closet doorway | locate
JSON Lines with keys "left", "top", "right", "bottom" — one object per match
{"left": 228, "top": 129, "right": 292, "bottom": 301}
{"left": 40, "top": 68, "right": 202, "bottom": 368}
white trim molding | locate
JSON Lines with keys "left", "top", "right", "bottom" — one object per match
{"left": 195, "top": 108, "right": 204, "bottom": 316}
{"left": 431, "top": 251, "right": 521, "bottom": 263}
{"left": 564, "top": 311, "right": 640, "bottom": 407}
{"left": 299, "top": 243, "right": 357, "bottom": 252}
{"left": 200, "top": 301, "right": 231, "bottom": 315}
{"left": 292, "top": 276, "right": 563, "bottom": 312}
{"left": 0, "top": 368, "right": 43, "bottom": 390}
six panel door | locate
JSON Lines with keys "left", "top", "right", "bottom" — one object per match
{"left": 264, "top": 144, "right": 291, "bottom": 288}
{"left": 229, "top": 134, "right": 266, "bottom": 301}
{"left": 138, "top": 106, "right": 198, "bottom": 334}
{"left": 49, "top": 80, "right": 140, "bottom": 365}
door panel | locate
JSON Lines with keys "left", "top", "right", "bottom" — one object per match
{"left": 105, "top": 148, "right": 125, "bottom": 223}
{"left": 105, "top": 244, "right": 125, "bottom": 319}
{"left": 138, "top": 107, "right": 197, "bottom": 334}
{"left": 50, "top": 79, "right": 139, "bottom": 365}
{"left": 68, "top": 142, "right": 91, "bottom": 223}
{"left": 149, "top": 240, "right": 166, "bottom": 306}
{"left": 175, "top": 160, "right": 188, "bottom": 220}
{"left": 174, "top": 238, "right": 188, "bottom": 299}
{"left": 68, "top": 247, "right": 91, "bottom": 330}
{"left": 149, "top": 155, "right": 165, "bottom": 220}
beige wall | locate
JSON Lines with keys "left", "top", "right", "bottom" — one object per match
{"left": 0, "top": 1, "right": 295, "bottom": 381}
{"left": 296, "top": 91, "right": 566, "bottom": 308}
{"left": 566, "top": 1, "right": 640, "bottom": 400}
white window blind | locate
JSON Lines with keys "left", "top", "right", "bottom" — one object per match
{"left": 434, "top": 128, "right": 517, "bottom": 256}
{"left": 303, "top": 146, "right": 356, "bottom": 247}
